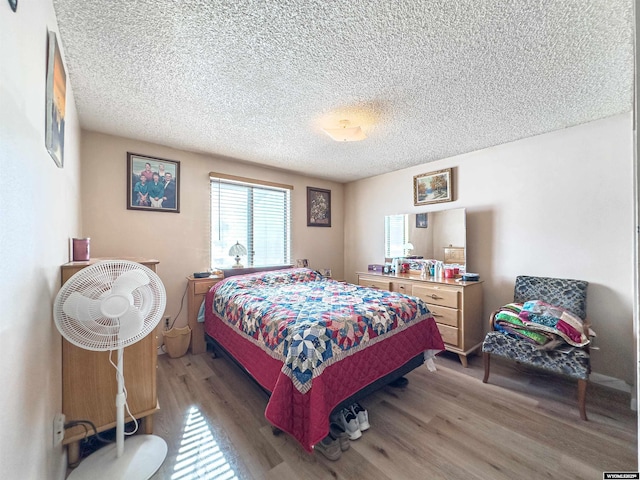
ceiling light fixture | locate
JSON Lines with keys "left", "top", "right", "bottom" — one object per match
{"left": 323, "top": 120, "right": 367, "bottom": 142}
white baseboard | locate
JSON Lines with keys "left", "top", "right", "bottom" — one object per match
{"left": 589, "top": 372, "right": 631, "bottom": 392}
{"left": 589, "top": 372, "right": 637, "bottom": 411}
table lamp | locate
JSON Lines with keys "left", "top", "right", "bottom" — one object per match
{"left": 229, "top": 241, "right": 247, "bottom": 268}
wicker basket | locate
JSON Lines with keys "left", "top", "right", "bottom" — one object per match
{"left": 162, "top": 326, "right": 191, "bottom": 358}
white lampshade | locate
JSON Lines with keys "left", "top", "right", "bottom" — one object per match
{"left": 229, "top": 241, "right": 247, "bottom": 268}
{"left": 323, "top": 120, "right": 367, "bottom": 142}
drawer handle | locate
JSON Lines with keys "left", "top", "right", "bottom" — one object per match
{"left": 431, "top": 312, "right": 442, "bottom": 317}
{"left": 430, "top": 294, "right": 442, "bottom": 299}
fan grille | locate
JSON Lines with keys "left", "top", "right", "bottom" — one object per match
{"left": 54, "top": 260, "right": 166, "bottom": 351}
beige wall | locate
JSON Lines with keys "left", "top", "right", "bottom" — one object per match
{"left": 0, "top": 1, "right": 82, "bottom": 478}
{"left": 345, "top": 113, "right": 635, "bottom": 384}
{"left": 80, "top": 131, "right": 345, "bottom": 337}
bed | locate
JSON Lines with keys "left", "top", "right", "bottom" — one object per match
{"left": 202, "top": 267, "right": 444, "bottom": 452}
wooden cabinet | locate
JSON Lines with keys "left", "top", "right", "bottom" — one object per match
{"left": 187, "top": 275, "right": 224, "bottom": 354}
{"left": 358, "top": 276, "right": 391, "bottom": 290}
{"left": 60, "top": 258, "right": 160, "bottom": 465}
{"left": 443, "top": 246, "right": 465, "bottom": 264}
{"left": 357, "top": 272, "right": 483, "bottom": 367}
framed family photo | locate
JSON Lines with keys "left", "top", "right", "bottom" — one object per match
{"left": 307, "top": 187, "right": 331, "bottom": 227}
{"left": 127, "top": 152, "right": 180, "bottom": 213}
{"left": 413, "top": 168, "right": 453, "bottom": 206}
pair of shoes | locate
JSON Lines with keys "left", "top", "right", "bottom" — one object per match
{"left": 314, "top": 434, "right": 341, "bottom": 461}
{"left": 329, "top": 422, "right": 350, "bottom": 451}
{"left": 351, "top": 402, "right": 370, "bottom": 431}
{"left": 338, "top": 407, "right": 361, "bottom": 440}
{"left": 337, "top": 402, "right": 370, "bottom": 440}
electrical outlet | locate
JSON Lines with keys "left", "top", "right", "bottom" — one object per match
{"left": 53, "top": 413, "right": 65, "bottom": 446}
{"left": 164, "top": 316, "right": 171, "bottom": 330}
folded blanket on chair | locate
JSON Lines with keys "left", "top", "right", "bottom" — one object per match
{"left": 494, "top": 301, "right": 591, "bottom": 349}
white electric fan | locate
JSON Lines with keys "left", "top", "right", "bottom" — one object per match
{"left": 53, "top": 260, "right": 168, "bottom": 480}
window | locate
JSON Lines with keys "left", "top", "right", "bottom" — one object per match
{"left": 210, "top": 173, "right": 291, "bottom": 268}
{"left": 385, "top": 214, "right": 409, "bottom": 258}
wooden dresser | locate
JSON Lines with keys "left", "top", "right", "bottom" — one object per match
{"left": 187, "top": 275, "right": 224, "bottom": 354}
{"left": 357, "top": 271, "right": 483, "bottom": 367}
{"left": 60, "top": 258, "right": 160, "bottom": 465}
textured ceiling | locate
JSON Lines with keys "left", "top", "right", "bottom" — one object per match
{"left": 52, "top": 0, "right": 634, "bottom": 183}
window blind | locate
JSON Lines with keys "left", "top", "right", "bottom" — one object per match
{"left": 210, "top": 175, "right": 291, "bottom": 268}
{"left": 385, "top": 214, "right": 408, "bottom": 258}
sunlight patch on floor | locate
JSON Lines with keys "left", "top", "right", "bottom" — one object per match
{"left": 171, "top": 406, "right": 238, "bottom": 480}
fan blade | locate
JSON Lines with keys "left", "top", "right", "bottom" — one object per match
{"left": 63, "top": 292, "right": 103, "bottom": 321}
{"left": 117, "top": 304, "right": 144, "bottom": 342}
{"left": 111, "top": 269, "right": 149, "bottom": 297}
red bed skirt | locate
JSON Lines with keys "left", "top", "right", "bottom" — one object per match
{"left": 204, "top": 300, "right": 444, "bottom": 451}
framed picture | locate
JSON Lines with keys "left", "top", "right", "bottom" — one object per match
{"left": 45, "top": 31, "right": 66, "bottom": 168}
{"left": 127, "top": 152, "right": 180, "bottom": 213}
{"left": 320, "top": 268, "right": 332, "bottom": 278}
{"left": 296, "top": 259, "right": 309, "bottom": 268}
{"left": 8, "top": 0, "right": 17, "bottom": 12}
{"left": 307, "top": 187, "right": 331, "bottom": 227}
{"left": 416, "top": 213, "right": 428, "bottom": 228}
{"left": 414, "top": 168, "right": 453, "bottom": 206}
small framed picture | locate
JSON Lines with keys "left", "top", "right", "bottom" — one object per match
{"left": 8, "top": 0, "right": 17, "bottom": 12}
{"left": 416, "top": 213, "right": 428, "bottom": 228}
{"left": 127, "top": 152, "right": 180, "bottom": 213}
{"left": 320, "top": 268, "right": 332, "bottom": 278}
{"left": 307, "top": 187, "right": 331, "bottom": 227}
{"left": 296, "top": 259, "right": 309, "bottom": 268}
{"left": 414, "top": 168, "right": 453, "bottom": 206}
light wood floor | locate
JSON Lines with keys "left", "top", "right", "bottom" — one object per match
{"left": 151, "top": 350, "right": 637, "bottom": 480}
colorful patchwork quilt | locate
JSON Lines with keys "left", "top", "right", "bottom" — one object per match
{"left": 494, "top": 300, "right": 592, "bottom": 348}
{"left": 212, "top": 268, "right": 434, "bottom": 393}
{"left": 204, "top": 268, "right": 444, "bottom": 451}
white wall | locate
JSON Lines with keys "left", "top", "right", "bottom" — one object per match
{"left": 0, "top": 1, "right": 81, "bottom": 478}
{"left": 80, "top": 131, "right": 345, "bottom": 338}
{"left": 345, "top": 113, "right": 635, "bottom": 384}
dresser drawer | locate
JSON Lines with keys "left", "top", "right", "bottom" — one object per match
{"left": 358, "top": 277, "right": 391, "bottom": 290}
{"left": 437, "top": 323, "right": 459, "bottom": 347}
{"left": 391, "top": 281, "right": 413, "bottom": 295}
{"left": 194, "top": 280, "right": 220, "bottom": 295}
{"left": 427, "top": 304, "right": 459, "bottom": 327}
{"left": 412, "top": 285, "right": 459, "bottom": 308}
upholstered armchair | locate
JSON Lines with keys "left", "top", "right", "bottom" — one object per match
{"left": 482, "top": 276, "right": 591, "bottom": 420}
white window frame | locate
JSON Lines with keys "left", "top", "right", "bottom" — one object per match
{"left": 210, "top": 172, "right": 292, "bottom": 268}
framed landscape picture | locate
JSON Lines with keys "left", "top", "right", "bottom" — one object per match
{"left": 127, "top": 152, "right": 180, "bottom": 213}
{"left": 414, "top": 168, "right": 453, "bottom": 206}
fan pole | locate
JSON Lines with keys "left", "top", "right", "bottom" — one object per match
{"left": 116, "top": 347, "right": 125, "bottom": 458}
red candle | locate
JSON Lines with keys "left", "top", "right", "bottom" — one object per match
{"left": 72, "top": 238, "right": 90, "bottom": 261}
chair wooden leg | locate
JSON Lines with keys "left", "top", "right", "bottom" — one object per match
{"left": 577, "top": 379, "right": 588, "bottom": 421}
{"left": 482, "top": 352, "right": 490, "bottom": 383}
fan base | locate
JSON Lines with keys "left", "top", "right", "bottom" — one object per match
{"left": 68, "top": 435, "right": 167, "bottom": 480}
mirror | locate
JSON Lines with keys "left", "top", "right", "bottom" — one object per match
{"left": 384, "top": 207, "right": 466, "bottom": 265}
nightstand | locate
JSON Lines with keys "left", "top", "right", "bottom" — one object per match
{"left": 187, "top": 275, "right": 224, "bottom": 354}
